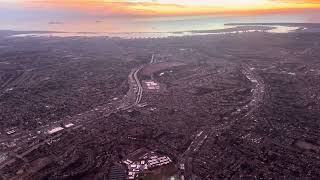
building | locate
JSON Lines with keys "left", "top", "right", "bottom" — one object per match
{"left": 145, "top": 81, "right": 160, "bottom": 90}
{"left": 122, "top": 149, "right": 172, "bottom": 179}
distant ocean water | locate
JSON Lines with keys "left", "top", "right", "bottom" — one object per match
{"left": 2, "top": 11, "right": 320, "bottom": 38}
{"left": 1, "top": 11, "right": 320, "bottom": 33}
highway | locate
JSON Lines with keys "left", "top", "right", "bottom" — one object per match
{"left": 135, "top": 54, "right": 155, "bottom": 105}
{"left": 150, "top": 54, "right": 155, "bottom": 64}
{"left": 0, "top": 133, "right": 62, "bottom": 169}
{"left": 241, "top": 64, "right": 266, "bottom": 118}
{"left": 178, "top": 123, "right": 237, "bottom": 179}
{"left": 134, "top": 66, "right": 144, "bottom": 106}
{"left": 0, "top": 54, "right": 155, "bottom": 172}
{"left": 178, "top": 130, "right": 208, "bottom": 180}
{"left": 120, "top": 53, "right": 154, "bottom": 109}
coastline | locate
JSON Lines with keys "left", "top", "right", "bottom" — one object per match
{"left": 3, "top": 23, "right": 320, "bottom": 39}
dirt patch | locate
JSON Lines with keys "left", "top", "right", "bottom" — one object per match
{"left": 141, "top": 62, "right": 185, "bottom": 76}
{"left": 12, "top": 157, "right": 52, "bottom": 180}
{"left": 294, "top": 140, "right": 320, "bottom": 152}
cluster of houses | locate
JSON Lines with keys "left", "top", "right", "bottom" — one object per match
{"left": 145, "top": 81, "right": 160, "bottom": 90}
{"left": 122, "top": 149, "right": 172, "bottom": 179}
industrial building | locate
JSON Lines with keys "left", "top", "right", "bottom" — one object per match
{"left": 122, "top": 149, "right": 172, "bottom": 179}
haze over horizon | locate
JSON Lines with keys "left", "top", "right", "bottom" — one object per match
{"left": 2, "top": 1, "right": 320, "bottom": 180}
{"left": 1, "top": 0, "right": 320, "bottom": 32}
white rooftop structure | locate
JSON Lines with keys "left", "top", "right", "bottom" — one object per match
{"left": 145, "top": 81, "right": 160, "bottom": 90}
{"left": 6, "top": 130, "right": 16, "bottom": 135}
{"left": 123, "top": 151, "right": 172, "bottom": 179}
{"left": 65, "top": 123, "right": 74, "bottom": 128}
{"left": 48, "top": 127, "right": 64, "bottom": 134}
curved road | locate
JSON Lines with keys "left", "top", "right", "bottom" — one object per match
{"left": 0, "top": 54, "right": 155, "bottom": 173}
{"left": 135, "top": 54, "right": 155, "bottom": 105}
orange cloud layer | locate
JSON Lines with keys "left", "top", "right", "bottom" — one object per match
{"left": 19, "top": 0, "right": 320, "bottom": 16}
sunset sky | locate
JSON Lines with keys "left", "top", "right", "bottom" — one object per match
{"left": 1, "top": 0, "right": 320, "bottom": 32}
{"left": 2, "top": 0, "right": 320, "bottom": 17}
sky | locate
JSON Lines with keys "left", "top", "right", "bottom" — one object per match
{"left": 1, "top": 0, "right": 320, "bottom": 32}
{"left": 2, "top": 0, "right": 320, "bottom": 17}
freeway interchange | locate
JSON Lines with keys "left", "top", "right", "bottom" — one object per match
{"left": 0, "top": 54, "right": 155, "bottom": 173}
{"left": 2, "top": 28, "right": 320, "bottom": 179}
